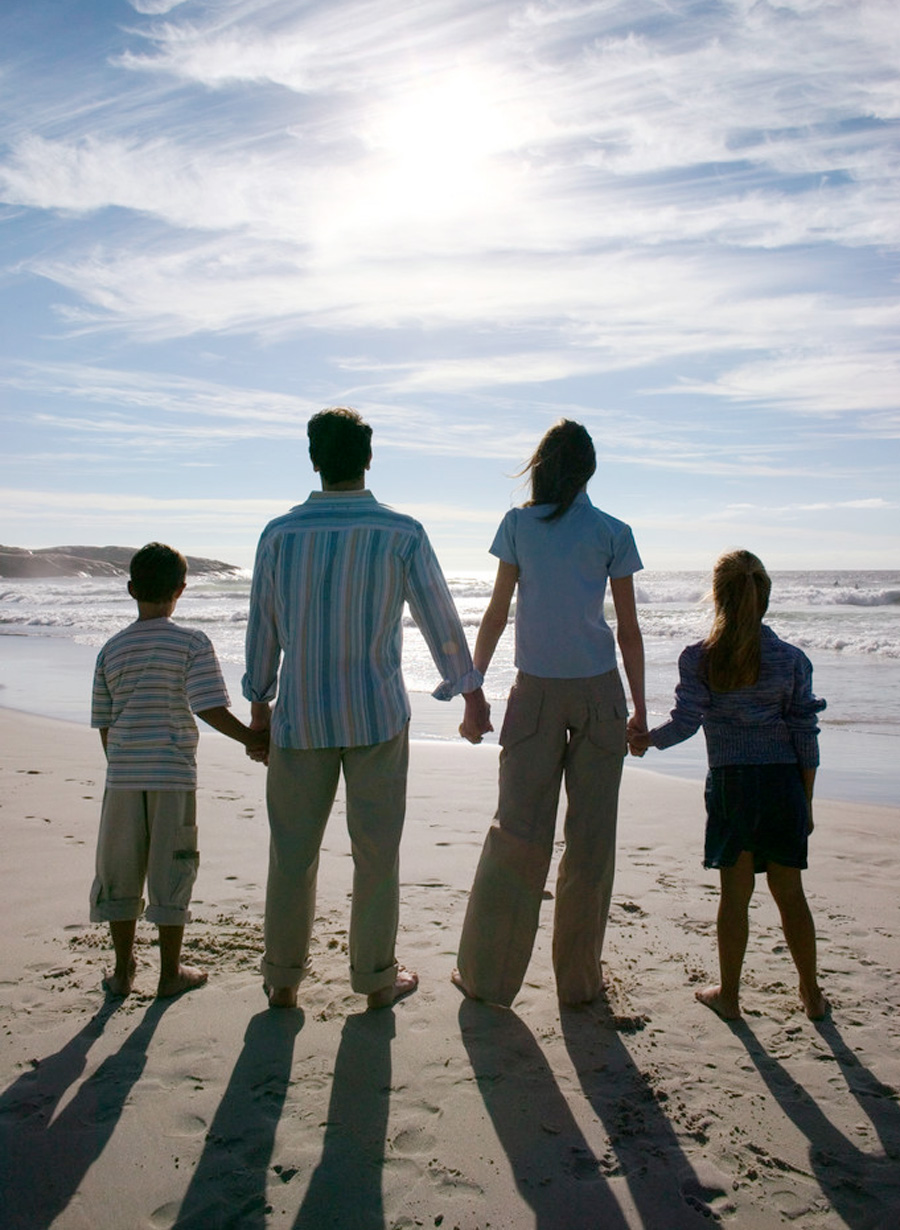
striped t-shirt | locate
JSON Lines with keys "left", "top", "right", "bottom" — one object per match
{"left": 92, "top": 618, "right": 230, "bottom": 789}
{"left": 242, "top": 490, "right": 482, "bottom": 749}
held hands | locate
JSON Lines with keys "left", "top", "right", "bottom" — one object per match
{"left": 627, "top": 715, "right": 650, "bottom": 758}
{"left": 246, "top": 701, "right": 272, "bottom": 765}
{"left": 459, "top": 689, "right": 493, "bottom": 745}
{"left": 246, "top": 727, "right": 270, "bottom": 764}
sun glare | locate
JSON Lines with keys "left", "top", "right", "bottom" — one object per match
{"left": 361, "top": 68, "right": 526, "bottom": 225}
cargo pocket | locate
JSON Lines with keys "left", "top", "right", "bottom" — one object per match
{"left": 499, "top": 676, "right": 544, "bottom": 749}
{"left": 587, "top": 697, "right": 628, "bottom": 757}
{"left": 169, "top": 825, "right": 200, "bottom": 914}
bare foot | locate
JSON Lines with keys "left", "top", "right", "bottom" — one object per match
{"left": 157, "top": 964, "right": 208, "bottom": 999}
{"left": 695, "top": 984, "right": 741, "bottom": 1020}
{"left": 265, "top": 984, "right": 298, "bottom": 1009}
{"left": 450, "top": 968, "right": 481, "bottom": 1000}
{"left": 367, "top": 966, "right": 419, "bottom": 1010}
{"left": 102, "top": 971, "right": 134, "bottom": 998}
{"left": 102, "top": 958, "right": 136, "bottom": 999}
{"left": 801, "top": 985, "right": 829, "bottom": 1021}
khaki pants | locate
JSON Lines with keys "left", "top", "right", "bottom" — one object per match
{"left": 90, "top": 789, "right": 198, "bottom": 926}
{"left": 262, "top": 725, "right": 409, "bottom": 995}
{"left": 456, "top": 671, "right": 627, "bottom": 1006}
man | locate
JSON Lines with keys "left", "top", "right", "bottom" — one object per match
{"left": 243, "top": 407, "right": 490, "bottom": 1009}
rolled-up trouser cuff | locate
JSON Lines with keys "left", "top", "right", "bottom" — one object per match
{"left": 350, "top": 960, "right": 399, "bottom": 995}
{"left": 260, "top": 956, "right": 312, "bottom": 990}
{"left": 90, "top": 895, "right": 144, "bottom": 923}
{"left": 145, "top": 904, "right": 192, "bottom": 926}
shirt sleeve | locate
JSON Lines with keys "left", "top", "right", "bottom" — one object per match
{"left": 785, "top": 650, "right": 826, "bottom": 768}
{"left": 242, "top": 531, "right": 282, "bottom": 704}
{"left": 488, "top": 510, "right": 517, "bottom": 566}
{"left": 91, "top": 651, "right": 112, "bottom": 729}
{"left": 186, "top": 633, "right": 231, "bottom": 713}
{"left": 649, "top": 644, "right": 707, "bottom": 750}
{"left": 608, "top": 522, "right": 643, "bottom": 579}
{"left": 405, "top": 526, "right": 483, "bottom": 700}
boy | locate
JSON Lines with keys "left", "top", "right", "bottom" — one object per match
{"left": 90, "top": 542, "right": 268, "bottom": 998}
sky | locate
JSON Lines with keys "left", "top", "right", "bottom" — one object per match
{"left": 1, "top": 0, "right": 898, "bottom": 573}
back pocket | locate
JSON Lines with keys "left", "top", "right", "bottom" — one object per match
{"left": 499, "top": 677, "right": 544, "bottom": 749}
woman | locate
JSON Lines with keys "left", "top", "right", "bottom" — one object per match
{"left": 454, "top": 420, "right": 646, "bottom": 1007}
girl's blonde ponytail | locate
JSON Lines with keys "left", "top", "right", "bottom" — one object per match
{"left": 704, "top": 550, "right": 771, "bottom": 691}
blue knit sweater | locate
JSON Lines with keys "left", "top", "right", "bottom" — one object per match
{"left": 649, "top": 625, "right": 826, "bottom": 769}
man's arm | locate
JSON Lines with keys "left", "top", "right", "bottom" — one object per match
{"left": 404, "top": 528, "right": 489, "bottom": 739}
{"left": 242, "top": 534, "right": 282, "bottom": 708}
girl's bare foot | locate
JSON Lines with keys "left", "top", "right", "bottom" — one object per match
{"left": 157, "top": 964, "right": 208, "bottom": 999}
{"left": 695, "top": 984, "right": 741, "bottom": 1020}
{"left": 801, "top": 985, "right": 829, "bottom": 1021}
{"left": 367, "top": 965, "right": 418, "bottom": 1009}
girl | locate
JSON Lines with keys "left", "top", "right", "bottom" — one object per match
{"left": 631, "top": 550, "right": 827, "bottom": 1021}
{"left": 454, "top": 420, "right": 646, "bottom": 1007}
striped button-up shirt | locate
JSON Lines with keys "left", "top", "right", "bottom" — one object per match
{"left": 92, "top": 618, "right": 230, "bottom": 789}
{"left": 242, "top": 490, "right": 482, "bottom": 749}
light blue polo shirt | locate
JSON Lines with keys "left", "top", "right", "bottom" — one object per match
{"left": 490, "top": 492, "right": 642, "bottom": 678}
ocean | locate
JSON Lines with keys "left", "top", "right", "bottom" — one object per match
{"left": 1, "top": 570, "right": 898, "bottom": 806}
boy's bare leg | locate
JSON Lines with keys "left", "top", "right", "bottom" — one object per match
{"left": 157, "top": 924, "right": 207, "bottom": 998}
{"left": 105, "top": 919, "right": 138, "bottom": 997}
{"left": 766, "top": 863, "right": 827, "bottom": 1020}
{"left": 696, "top": 851, "right": 755, "bottom": 1020}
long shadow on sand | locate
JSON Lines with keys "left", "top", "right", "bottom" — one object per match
{"left": 735, "top": 1016, "right": 900, "bottom": 1227}
{"left": 561, "top": 998, "right": 729, "bottom": 1227}
{"left": 293, "top": 1009, "right": 395, "bottom": 1230}
{"left": 459, "top": 998, "right": 631, "bottom": 1230}
{"left": 173, "top": 1006, "right": 305, "bottom": 1229}
{"left": 0, "top": 997, "right": 169, "bottom": 1229}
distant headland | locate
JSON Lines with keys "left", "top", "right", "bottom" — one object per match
{"left": 0, "top": 546, "right": 241, "bottom": 580}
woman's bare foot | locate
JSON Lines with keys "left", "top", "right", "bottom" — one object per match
{"left": 157, "top": 964, "right": 208, "bottom": 999}
{"left": 367, "top": 966, "right": 419, "bottom": 1010}
{"left": 800, "top": 984, "right": 829, "bottom": 1021}
{"left": 450, "top": 968, "right": 481, "bottom": 1000}
{"left": 695, "top": 984, "right": 741, "bottom": 1020}
{"left": 265, "top": 984, "right": 298, "bottom": 1009}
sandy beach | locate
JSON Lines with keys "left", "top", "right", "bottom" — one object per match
{"left": 1, "top": 707, "right": 898, "bottom": 1229}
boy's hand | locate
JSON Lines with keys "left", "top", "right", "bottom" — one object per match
{"left": 246, "top": 726, "right": 269, "bottom": 765}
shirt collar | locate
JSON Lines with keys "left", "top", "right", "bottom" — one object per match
{"left": 304, "top": 489, "right": 377, "bottom": 503}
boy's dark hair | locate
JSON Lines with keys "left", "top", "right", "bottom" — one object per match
{"left": 129, "top": 542, "right": 188, "bottom": 603}
{"left": 308, "top": 407, "right": 373, "bottom": 484}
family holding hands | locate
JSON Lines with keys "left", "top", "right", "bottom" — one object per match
{"left": 89, "top": 408, "right": 827, "bottom": 1024}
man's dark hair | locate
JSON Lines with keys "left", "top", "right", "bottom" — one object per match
{"left": 308, "top": 407, "right": 373, "bottom": 484}
{"left": 129, "top": 542, "right": 187, "bottom": 602}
